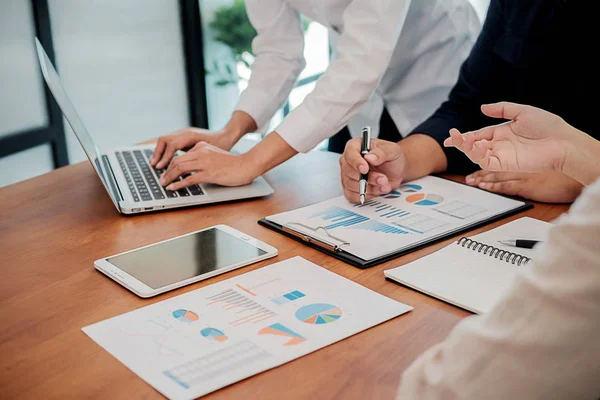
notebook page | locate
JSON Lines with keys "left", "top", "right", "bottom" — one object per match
{"left": 467, "top": 217, "right": 553, "bottom": 258}
{"left": 384, "top": 217, "right": 554, "bottom": 314}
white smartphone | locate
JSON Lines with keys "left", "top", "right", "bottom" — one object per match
{"left": 94, "top": 225, "right": 278, "bottom": 298}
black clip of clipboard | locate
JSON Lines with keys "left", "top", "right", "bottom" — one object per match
{"left": 281, "top": 222, "right": 350, "bottom": 252}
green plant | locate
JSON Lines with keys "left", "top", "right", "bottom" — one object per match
{"left": 209, "top": 0, "right": 256, "bottom": 64}
{"left": 208, "top": 0, "right": 312, "bottom": 87}
{"left": 207, "top": 0, "right": 255, "bottom": 86}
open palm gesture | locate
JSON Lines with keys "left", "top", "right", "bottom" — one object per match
{"left": 444, "top": 102, "right": 571, "bottom": 174}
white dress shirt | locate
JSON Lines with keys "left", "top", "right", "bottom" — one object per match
{"left": 397, "top": 179, "right": 600, "bottom": 399}
{"left": 235, "top": 0, "right": 482, "bottom": 153}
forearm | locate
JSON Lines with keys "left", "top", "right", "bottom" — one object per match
{"left": 243, "top": 131, "right": 298, "bottom": 176}
{"left": 564, "top": 127, "right": 600, "bottom": 185}
{"left": 400, "top": 134, "right": 448, "bottom": 181}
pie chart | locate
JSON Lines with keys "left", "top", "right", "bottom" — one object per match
{"left": 383, "top": 190, "right": 401, "bottom": 199}
{"left": 172, "top": 309, "right": 199, "bottom": 322}
{"left": 200, "top": 327, "right": 228, "bottom": 342}
{"left": 295, "top": 303, "right": 342, "bottom": 325}
{"left": 406, "top": 193, "right": 443, "bottom": 206}
{"left": 399, "top": 184, "right": 422, "bottom": 193}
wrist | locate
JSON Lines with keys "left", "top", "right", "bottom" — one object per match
{"left": 223, "top": 111, "right": 258, "bottom": 142}
{"left": 243, "top": 131, "right": 298, "bottom": 178}
{"left": 401, "top": 134, "right": 448, "bottom": 180}
{"left": 239, "top": 148, "right": 266, "bottom": 180}
{"left": 563, "top": 128, "right": 600, "bottom": 185}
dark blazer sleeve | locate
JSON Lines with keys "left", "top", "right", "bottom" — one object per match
{"left": 410, "top": 0, "right": 508, "bottom": 174}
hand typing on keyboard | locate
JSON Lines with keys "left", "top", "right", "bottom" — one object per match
{"left": 117, "top": 150, "right": 204, "bottom": 203}
{"left": 158, "top": 141, "right": 261, "bottom": 190}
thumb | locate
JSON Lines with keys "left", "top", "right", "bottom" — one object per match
{"left": 481, "top": 101, "right": 526, "bottom": 121}
{"left": 364, "top": 140, "right": 401, "bottom": 167}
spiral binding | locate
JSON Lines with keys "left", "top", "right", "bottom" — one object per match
{"left": 457, "top": 237, "right": 531, "bottom": 266}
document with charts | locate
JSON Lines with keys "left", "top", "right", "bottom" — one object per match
{"left": 263, "top": 176, "right": 529, "bottom": 262}
{"left": 82, "top": 257, "right": 412, "bottom": 399}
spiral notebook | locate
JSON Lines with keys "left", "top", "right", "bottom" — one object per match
{"left": 259, "top": 176, "right": 531, "bottom": 268}
{"left": 384, "top": 217, "right": 553, "bottom": 314}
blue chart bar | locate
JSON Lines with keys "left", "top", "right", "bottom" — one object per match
{"left": 353, "top": 200, "right": 412, "bottom": 219}
{"left": 381, "top": 209, "right": 411, "bottom": 219}
{"left": 393, "top": 222, "right": 423, "bottom": 234}
{"left": 354, "top": 200, "right": 381, "bottom": 208}
{"left": 311, "top": 207, "right": 369, "bottom": 230}
{"left": 272, "top": 290, "right": 306, "bottom": 305}
{"left": 350, "top": 220, "right": 409, "bottom": 235}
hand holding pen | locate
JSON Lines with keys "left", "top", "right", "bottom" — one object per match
{"left": 338, "top": 130, "right": 406, "bottom": 204}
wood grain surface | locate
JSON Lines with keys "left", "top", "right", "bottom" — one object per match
{"left": 0, "top": 150, "right": 568, "bottom": 399}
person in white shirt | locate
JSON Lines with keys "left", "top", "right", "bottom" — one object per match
{"left": 151, "top": 0, "right": 482, "bottom": 191}
{"left": 397, "top": 102, "right": 600, "bottom": 399}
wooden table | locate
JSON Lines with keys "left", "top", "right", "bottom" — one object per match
{"left": 0, "top": 150, "right": 568, "bottom": 399}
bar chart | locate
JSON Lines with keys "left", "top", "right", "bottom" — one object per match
{"left": 310, "top": 207, "right": 369, "bottom": 230}
{"left": 353, "top": 201, "right": 411, "bottom": 219}
{"left": 271, "top": 290, "right": 306, "bottom": 305}
{"left": 350, "top": 220, "right": 408, "bottom": 235}
{"left": 206, "top": 289, "right": 277, "bottom": 326}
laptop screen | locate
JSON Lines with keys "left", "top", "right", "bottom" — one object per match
{"left": 35, "top": 38, "right": 121, "bottom": 211}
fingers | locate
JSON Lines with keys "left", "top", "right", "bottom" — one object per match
{"left": 466, "top": 170, "right": 523, "bottom": 196}
{"left": 341, "top": 172, "right": 390, "bottom": 196}
{"left": 165, "top": 173, "right": 205, "bottom": 191}
{"left": 445, "top": 126, "right": 504, "bottom": 169}
{"left": 150, "top": 137, "right": 167, "bottom": 167}
{"left": 341, "top": 138, "right": 403, "bottom": 177}
{"left": 339, "top": 155, "right": 392, "bottom": 191}
{"left": 363, "top": 139, "right": 402, "bottom": 167}
{"left": 155, "top": 136, "right": 188, "bottom": 169}
{"left": 343, "top": 189, "right": 377, "bottom": 204}
{"left": 151, "top": 130, "right": 203, "bottom": 169}
{"left": 445, "top": 127, "right": 495, "bottom": 150}
{"left": 159, "top": 152, "right": 202, "bottom": 186}
{"left": 443, "top": 128, "right": 463, "bottom": 148}
{"left": 480, "top": 101, "right": 526, "bottom": 121}
{"left": 477, "top": 179, "right": 522, "bottom": 196}
{"left": 342, "top": 138, "right": 370, "bottom": 174}
{"left": 465, "top": 170, "right": 528, "bottom": 196}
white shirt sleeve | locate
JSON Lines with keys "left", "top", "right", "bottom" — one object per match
{"left": 234, "top": 0, "right": 306, "bottom": 132}
{"left": 397, "top": 179, "right": 600, "bottom": 400}
{"left": 278, "top": 0, "right": 411, "bottom": 152}
{"left": 239, "top": 0, "right": 411, "bottom": 152}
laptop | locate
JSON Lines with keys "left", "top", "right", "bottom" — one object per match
{"left": 35, "top": 38, "right": 273, "bottom": 214}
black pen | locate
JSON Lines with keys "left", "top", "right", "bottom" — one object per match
{"left": 359, "top": 126, "right": 371, "bottom": 205}
{"left": 498, "top": 239, "right": 541, "bottom": 249}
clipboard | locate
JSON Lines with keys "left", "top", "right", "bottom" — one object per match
{"left": 258, "top": 201, "right": 533, "bottom": 269}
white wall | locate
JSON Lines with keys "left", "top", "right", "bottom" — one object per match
{"left": 48, "top": 0, "right": 189, "bottom": 164}
{"left": 0, "top": 0, "right": 190, "bottom": 187}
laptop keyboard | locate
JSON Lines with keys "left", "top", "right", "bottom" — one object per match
{"left": 115, "top": 149, "right": 204, "bottom": 203}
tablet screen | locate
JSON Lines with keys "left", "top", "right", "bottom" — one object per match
{"left": 107, "top": 228, "right": 267, "bottom": 289}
